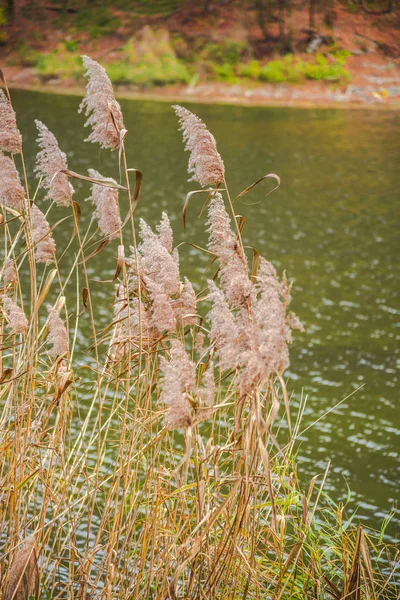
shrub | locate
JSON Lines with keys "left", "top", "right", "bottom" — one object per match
{"left": 200, "top": 40, "right": 250, "bottom": 65}
{"left": 106, "top": 28, "right": 191, "bottom": 87}
{"left": 303, "top": 53, "right": 351, "bottom": 81}
{"left": 35, "top": 44, "right": 83, "bottom": 80}
{"left": 238, "top": 54, "right": 350, "bottom": 84}
{"left": 258, "top": 59, "right": 287, "bottom": 82}
{"left": 237, "top": 59, "right": 262, "bottom": 79}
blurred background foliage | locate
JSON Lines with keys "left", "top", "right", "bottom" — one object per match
{"left": 0, "top": 0, "right": 399, "bottom": 87}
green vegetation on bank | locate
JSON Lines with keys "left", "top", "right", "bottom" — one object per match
{"left": 32, "top": 28, "right": 351, "bottom": 88}
{"left": 0, "top": 7, "right": 7, "bottom": 44}
{"left": 34, "top": 43, "right": 84, "bottom": 80}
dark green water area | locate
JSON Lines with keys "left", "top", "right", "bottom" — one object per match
{"left": 11, "top": 89, "right": 400, "bottom": 545}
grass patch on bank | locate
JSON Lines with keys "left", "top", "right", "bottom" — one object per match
{"left": 105, "top": 30, "right": 192, "bottom": 86}
{"left": 238, "top": 53, "right": 351, "bottom": 84}
{"left": 35, "top": 43, "right": 84, "bottom": 81}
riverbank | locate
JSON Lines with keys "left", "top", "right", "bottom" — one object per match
{"left": 7, "top": 77, "right": 400, "bottom": 110}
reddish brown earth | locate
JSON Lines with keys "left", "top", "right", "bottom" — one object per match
{"left": 2, "top": 1, "right": 400, "bottom": 107}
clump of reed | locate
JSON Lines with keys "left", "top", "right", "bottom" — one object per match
{"left": 0, "top": 60, "right": 398, "bottom": 600}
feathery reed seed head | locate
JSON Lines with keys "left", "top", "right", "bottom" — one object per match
{"left": 234, "top": 258, "right": 303, "bottom": 393}
{"left": 4, "top": 535, "right": 38, "bottom": 600}
{"left": 31, "top": 205, "right": 56, "bottom": 264}
{"left": 175, "top": 277, "right": 197, "bottom": 326}
{"left": 146, "top": 277, "right": 177, "bottom": 333}
{"left": 195, "top": 331, "right": 205, "bottom": 354}
{"left": 173, "top": 105, "right": 225, "bottom": 187}
{"left": 2, "top": 295, "right": 28, "bottom": 334}
{"left": 111, "top": 284, "right": 151, "bottom": 359}
{"left": 47, "top": 308, "right": 69, "bottom": 357}
{"left": 254, "top": 257, "right": 302, "bottom": 375}
{"left": 0, "top": 153, "right": 25, "bottom": 211}
{"left": 157, "top": 211, "right": 174, "bottom": 253}
{"left": 159, "top": 340, "right": 195, "bottom": 429}
{"left": 0, "top": 89, "right": 22, "bottom": 154}
{"left": 79, "top": 56, "right": 125, "bottom": 150}
{"left": 34, "top": 120, "right": 74, "bottom": 207}
{"left": 207, "top": 192, "right": 253, "bottom": 307}
{"left": 2, "top": 257, "right": 17, "bottom": 285}
{"left": 125, "top": 246, "right": 143, "bottom": 293}
{"left": 197, "top": 364, "right": 215, "bottom": 412}
{"left": 87, "top": 169, "right": 121, "bottom": 240}
{"left": 208, "top": 280, "right": 238, "bottom": 371}
{"left": 139, "top": 216, "right": 180, "bottom": 296}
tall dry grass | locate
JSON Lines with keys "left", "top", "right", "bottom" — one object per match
{"left": 0, "top": 60, "right": 398, "bottom": 600}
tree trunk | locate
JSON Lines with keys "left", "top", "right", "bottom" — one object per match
{"left": 309, "top": 0, "right": 316, "bottom": 29}
{"left": 7, "top": 0, "right": 15, "bottom": 21}
{"left": 324, "top": 0, "right": 336, "bottom": 29}
{"left": 278, "top": 0, "right": 286, "bottom": 50}
{"left": 254, "top": 0, "right": 269, "bottom": 41}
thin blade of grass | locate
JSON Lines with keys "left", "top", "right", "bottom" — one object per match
{"left": 113, "top": 244, "right": 125, "bottom": 281}
{"left": 37, "top": 269, "right": 57, "bottom": 310}
{"left": 182, "top": 188, "right": 225, "bottom": 230}
{"left": 360, "top": 531, "right": 377, "bottom": 599}
{"left": 78, "top": 239, "right": 109, "bottom": 264}
{"left": 236, "top": 173, "right": 281, "bottom": 200}
{"left": 61, "top": 169, "right": 127, "bottom": 190}
{"left": 78, "top": 287, "right": 89, "bottom": 316}
{"left": 346, "top": 525, "right": 362, "bottom": 600}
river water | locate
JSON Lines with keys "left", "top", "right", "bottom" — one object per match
{"left": 12, "top": 89, "right": 400, "bottom": 546}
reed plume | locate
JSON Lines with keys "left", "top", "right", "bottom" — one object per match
{"left": 30, "top": 205, "right": 56, "bottom": 264}
{"left": 232, "top": 258, "right": 303, "bottom": 393}
{"left": 34, "top": 120, "right": 74, "bottom": 207}
{"left": 173, "top": 105, "right": 225, "bottom": 187}
{"left": 125, "top": 246, "right": 143, "bottom": 293}
{"left": 208, "top": 280, "right": 239, "bottom": 371}
{"left": 207, "top": 192, "right": 252, "bottom": 307}
{"left": 196, "top": 364, "right": 215, "bottom": 422}
{"left": 175, "top": 276, "right": 197, "bottom": 326}
{"left": 4, "top": 536, "right": 38, "bottom": 600}
{"left": 195, "top": 331, "right": 205, "bottom": 354}
{"left": 145, "top": 278, "right": 177, "bottom": 333}
{"left": 0, "top": 89, "right": 22, "bottom": 154}
{"left": 79, "top": 56, "right": 126, "bottom": 150}
{"left": 47, "top": 308, "right": 69, "bottom": 357}
{"left": 2, "top": 257, "right": 17, "bottom": 285}
{"left": 87, "top": 169, "right": 122, "bottom": 240}
{"left": 254, "top": 257, "right": 303, "bottom": 374}
{"left": 156, "top": 211, "right": 174, "bottom": 252}
{"left": 0, "top": 153, "right": 25, "bottom": 211}
{"left": 111, "top": 284, "right": 150, "bottom": 358}
{"left": 138, "top": 216, "right": 180, "bottom": 296}
{"left": 2, "top": 295, "right": 28, "bottom": 334}
{"left": 159, "top": 339, "right": 195, "bottom": 429}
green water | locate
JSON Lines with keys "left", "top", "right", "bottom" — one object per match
{"left": 12, "top": 89, "right": 400, "bottom": 545}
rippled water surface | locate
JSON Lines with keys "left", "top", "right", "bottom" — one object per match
{"left": 12, "top": 89, "right": 400, "bottom": 543}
